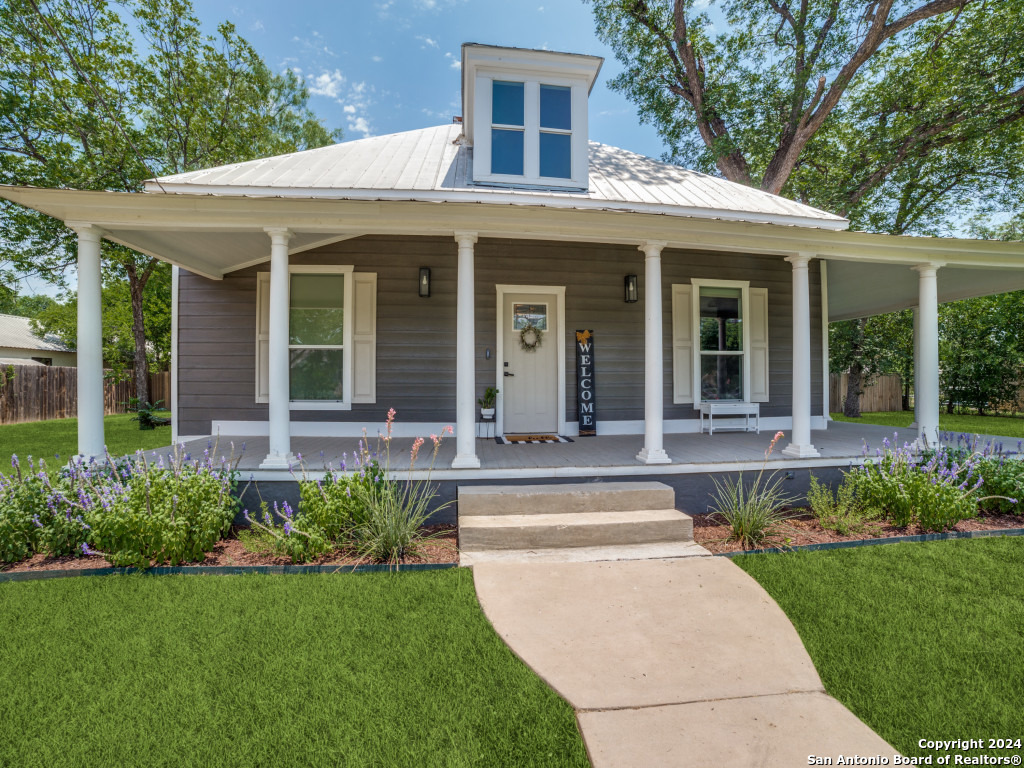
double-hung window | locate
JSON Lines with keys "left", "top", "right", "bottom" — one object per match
{"left": 256, "top": 265, "right": 378, "bottom": 410}
{"left": 288, "top": 271, "right": 347, "bottom": 403}
{"left": 539, "top": 84, "right": 571, "bottom": 178}
{"left": 697, "top": 285, "right": 745, "bottom": 401}
{"left": 491, "top": 81, "right": 525, "bottom": 176}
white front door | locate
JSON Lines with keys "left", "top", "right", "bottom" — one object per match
{"left": 502, "top": 292, "right": 558, "bottom": 434}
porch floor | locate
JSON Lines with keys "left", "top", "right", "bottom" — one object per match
{"left": 178, "top": 421, "right": 966, "bottom": 480}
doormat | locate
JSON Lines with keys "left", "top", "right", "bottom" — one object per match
{"left": 496, "top": 434, "right": 574, "bottom": 445}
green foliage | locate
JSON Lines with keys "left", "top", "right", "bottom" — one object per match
{"left": 976, "top": 457, "right": 1024, "bottom": 516}
{"left": 708, "top": 432, "right": 796, "bottom": 549}
{"left": 477, "top": 387, "right": 499, "bottom": 409}
{"left": 129, "top": 400, "right": 171, "bottom": 430}
{"left": 0, "top": 444, "right": 239, "bottom": 568}
{"left": 806, "top": 474, "right": 873, "bottom": 536}
{"left": 297, "top": 462, "right": 383, "bottom": 541}
{"left": 847, "top": 440, "right": 982, "bottom": 532}
{"left": 244, "top": 501, "right": 332, "bottom": 564}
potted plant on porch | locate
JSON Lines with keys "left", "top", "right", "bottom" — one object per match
{"left": 478, "top": 387, "right": 498, "bottom": 420}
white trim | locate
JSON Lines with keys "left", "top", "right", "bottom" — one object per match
{"left": 171, "top": 265, "right": 179, "bottom": 443}
{"left": 689, "top": 278, "right": 751, "bottom": 409}
{"left": 211, "top": 415, "right": 827, "bottom": 439}
{"left": 820, "top": 260, "right": 830, "bottom": 422}
{"left": 494, "top": 284, "right": 567, "bottom": 436}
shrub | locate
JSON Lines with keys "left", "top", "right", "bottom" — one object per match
{"left": 243, "top": 501, "right": 331, "bottom": 563}
{"left": 83, "top": 446, "right": 241, "bottom": 568}
{"left": 806, "top": 474, "right": 873, "bottom": 536}
{"left": 295, "top": 443, "right": 384, "bottom": 541}
{"left": 708, "top": 432, "right": 796, "bottom": 550}
{"left": 975, "top": 457, "right": 1024, "bottom": 515}
{"left": 0, "top": 456, "right": 90, "bottom": 562}
{"left": 848, "top": 433, "right": 1014, "bottom": 532}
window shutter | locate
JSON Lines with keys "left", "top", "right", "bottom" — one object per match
{"left": 351, "top": 272, "right": 377, "bottom": 403}
{"left": 749, "top": 287, "right": 769, "bottom": 403}
{"left": 671, "top": 284, "right": 694, "bottom": 404}
{"left": 255, "top": 273, "right": 269, "bottom": 403}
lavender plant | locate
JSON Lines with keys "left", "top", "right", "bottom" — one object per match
{"left": 849, "top": 433, "right": 1017, "bottom": 532}
{"left": 242, "top": 500, "right": 331, "bottom": 563}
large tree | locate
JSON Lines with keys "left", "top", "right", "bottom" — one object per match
{"left": 589, "top": 0, "right": 1024, "bottom": 409}
{"left": 0, "top": 0, "right": 341, "bottom": 407}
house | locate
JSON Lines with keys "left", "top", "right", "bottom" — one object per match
{"left": 0, "top": 313, "right": 76, "bottom": 367}
{"left": 2, "top": 43, "right": 1024, "bottom": 480}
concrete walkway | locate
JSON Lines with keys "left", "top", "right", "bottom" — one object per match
{"left": 473, "top": 557, "right": 897, "bottom": 767}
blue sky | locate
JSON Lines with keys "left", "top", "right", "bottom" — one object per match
{"left": 200, "top": 0, "right": 667, "bottom": 159}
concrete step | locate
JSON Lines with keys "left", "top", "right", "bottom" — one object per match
{"left": 459, "top": 508, "right": 694, "bottom": 551}
{"left": 457, "top": 481, "right": 675, "bottom": 517}
{"left": 459, "top": 541, "right": 711, "bottom": 566}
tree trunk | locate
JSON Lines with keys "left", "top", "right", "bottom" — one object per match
{"left": 124, "top": 259, "right": 157, "bottom": 409}
{"left": 902, "top": 379, "right": 911, "bottom": 411}
{"left": 844, "top": 363, "right": 863, "bottom": 418}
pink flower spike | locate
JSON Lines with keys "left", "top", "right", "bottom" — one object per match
{"left": 444, "top": 425, "right": 454, "bottom": 436}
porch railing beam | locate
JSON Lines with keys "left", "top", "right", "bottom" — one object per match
{"left": 637, "top": 241, "right": 671, "bottom": 464}
{"left": 783, "top": 253, "right": 820, "bottom": 458}
{"left": 452, "top": 231, "right": 481, "bottom": 469}
{"left": 260, "top": 227, "right": 295, "bottom": 469}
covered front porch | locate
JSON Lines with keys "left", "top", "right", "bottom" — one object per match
{"left": 182, "top": 421, "right": 955, "bottom": 481}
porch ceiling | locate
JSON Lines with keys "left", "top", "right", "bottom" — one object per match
{"left": 1, "top": 185, "right": 1023, "bottom": 316}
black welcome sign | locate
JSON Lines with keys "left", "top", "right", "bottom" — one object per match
{"left": 575, "top": 330, "right": 597, "bottom": 436}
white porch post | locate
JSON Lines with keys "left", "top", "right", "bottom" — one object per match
{"left": 637, "top": 241, "right": 671, "bottom": 465}
{"left": 911, "top": 306, "right": 920, "bottom": 429}
{"left": 915, "top": 264, "right": 942, "bottom": 448}
{"left": 783, "top": 254, "right": 820, "bottom": 458}
{"left": 70, "top": 224, "right": 105, "bottom": 461}
{"left": 260, "top": 228, "right": 294, "bottom": 469}
{"left": 452, "top": 231, "right": 480, "bottom": 469}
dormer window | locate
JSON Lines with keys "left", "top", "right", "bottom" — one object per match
{"left": 489, "top": 81, "right": 573, "bottom": 180}
{"left": 462, "top": 44, "right": 603, "bottom": 191}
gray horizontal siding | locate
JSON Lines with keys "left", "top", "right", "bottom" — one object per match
{"left": 176, "top": 235, "right": 822, "bottom": 436}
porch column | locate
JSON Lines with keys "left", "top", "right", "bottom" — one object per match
{"left": 70, "top": 224, "right": 105, "bottom": 461}
{"left": 452, "top": 231, "right": 480, "bottom": 469}
{"left": 636, "top": 241, "right": 670, "bottom": 464}
{"left": 911, "top": 306, "right": 920, "bottom": 429}
{"left": 915, "top": 264, "right": 942, "bottom": 448}
{"left": 260, "top": 228, "right": 294, "bottom": 469}
{"left": 783, "top": 254, "right": 820, "bottom": 458}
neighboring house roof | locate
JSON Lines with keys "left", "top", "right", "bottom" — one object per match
{"left": 147, "top": 124, "right": 848, "bottom": 230}
{"left": 0, "top": 314, "right": 72, "bottom": 353}
{"left": 0, "top": 356, "right": 46, "bottom": 366}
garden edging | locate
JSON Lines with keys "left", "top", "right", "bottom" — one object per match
{"left": 717, "top": 526, "right": 1024, "bottom": 557}
{"left": 0, "top": 561, "right": 458, "bottom": 583}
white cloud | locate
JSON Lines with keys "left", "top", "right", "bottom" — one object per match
{"left": 343, "top": 105, "right": 356, "bottom": 114}
{"left": 417, "top": 35, "right": 439, "bottom": 48}
{"left": 349, "top": 117, "right": 371, "bottom": 136}
{"left": 249, "top": 19, "right": 264, "bottom": 32}
{"left": 445, "top": 51, "right": 461, "bottom": 70}
{"left": 372, "top": 55, "right": 383, "bottom": 62}
{"left": 308, "top": 69, "right": 346, "bottom": 100}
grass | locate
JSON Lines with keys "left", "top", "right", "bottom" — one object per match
{"left": 734, "top": 537, "right": 1024, "bottom": 761}
{"left": 0, "top": 413, "right": 172, "bottom": 472}
{"left": 0, "top": 570, "right": 588, "bottom": 768}
{"left": 831, "top": 410, "right": 1024, "bottom": 438}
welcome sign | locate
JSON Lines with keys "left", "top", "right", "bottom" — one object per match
{"left": 575, "top": 330, "right": 597, "bottom": 436}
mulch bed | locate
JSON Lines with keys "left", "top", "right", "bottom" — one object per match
{"left": 693, "top": 510, "right": 1024, "bottom": 554}
{"left": 0, "top": 525, "right": 458, "bottom": 573}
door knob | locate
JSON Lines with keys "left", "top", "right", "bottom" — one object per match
{"left": 504, "top": 371, "right": 515, "bottom": 377}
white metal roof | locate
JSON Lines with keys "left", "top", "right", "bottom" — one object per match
{"left": 0, "top": 314, "right": 72, "bottom": 352}
{"left": 147, "top": 125, "right": 848, "bottom": 230}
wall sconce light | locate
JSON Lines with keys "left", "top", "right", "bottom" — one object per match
{"left": 624, "top": 274, "right": 638, "bottom": 303}
{"left": 419, "top": 267, "right": 431, "bottom": 298}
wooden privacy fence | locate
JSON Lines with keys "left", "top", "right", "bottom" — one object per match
{"left": 829, "top": 373, "right": 903, "bottom": 413}
{"left": 0, "top": 365, "right": 171, "bottom": 425}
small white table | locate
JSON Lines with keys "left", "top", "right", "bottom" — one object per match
{"left": 700, "top": 401, "right": 760, "bottom": 435}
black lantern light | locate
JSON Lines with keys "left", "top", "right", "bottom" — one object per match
{"left": 624, "top": 274, "right": 638, "bottom": 303}
{"left": 419, "top": 267, "right": 431, "bottom": 297}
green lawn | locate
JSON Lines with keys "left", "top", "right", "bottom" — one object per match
{"left": 0, "top": 570, "right": 588, "bottom": 768}
{"left": 0, "top": 413, "right": 172, "bottom": 471}
{"left": 735, "top": 537, "right": 1024, "bottom": 761}
{"left": 831, "top": 410, "right": 1024, "bottom": 438}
